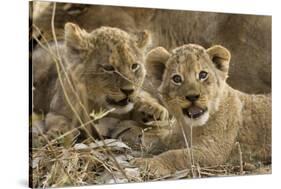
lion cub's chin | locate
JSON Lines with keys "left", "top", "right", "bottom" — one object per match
{"left": 183, "top": 112, "right": 209, "bottom": 127}
{"left": 109, "top": 103, "right": 134, "bottom": 115}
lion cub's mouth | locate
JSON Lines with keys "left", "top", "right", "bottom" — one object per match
{"left": 106, "top": 97, "right": 131, "bottom": 107}
{"left": 182, "top": 106, "right": 207, "bottom": 119}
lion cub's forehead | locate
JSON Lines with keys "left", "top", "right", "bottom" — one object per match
{"left": 88, "top": 27, "right": 142, "bottom": 66}
{"left": 164, "top": 45, "right": 212, "bottom": 77}
{"left": 170, "top": 44, "right": 207, "bottom": 64}
{"left": 90, "top": 27, "right": 136, "bottom": 50}
{"left": 91, "top": 27, "right": 130, "bottom": 42}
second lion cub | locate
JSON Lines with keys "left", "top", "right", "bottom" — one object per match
{"left": 133, "top": 44, "right": 271, "bottom": 176}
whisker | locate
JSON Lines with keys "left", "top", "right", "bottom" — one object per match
{"left": 82, "top": 72, "right": 106, "bottom": 76}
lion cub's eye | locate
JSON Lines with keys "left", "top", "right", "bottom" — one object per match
{"left": 171, "top": 74, "right": 183, "bottom": 85}
{"left": 131, "top": 63, "right": 140, "bottom": 72}
{"left": 102, "top": 64, "right": 115, "bottom": 73}
{"left": 199, "top": 71, "right": 208, "bottom": 80}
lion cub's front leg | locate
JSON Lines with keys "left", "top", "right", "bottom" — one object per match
{"left": 45, "top": 112, "right": 79, "bottom": 145}
{"left": 132, "top": 125, "right": 239, "bottom": 178}
{"left": 132, "top": 149, "right": 190, "bottom": 177}
{"left": 133, "top": 91, "right": 169, "bottom": 124}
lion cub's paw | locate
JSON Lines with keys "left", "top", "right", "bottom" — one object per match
{"left": 136, "top": 101, "right": 169, "bottom": 123}
{"left": 45, "top": 113, "right": 79, "bottom": 146}
{"left": 131, "top": 157, "right": 173, "bottom": 177}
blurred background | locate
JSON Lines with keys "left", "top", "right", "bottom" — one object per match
{"left": 30, "top": 1, "right": 271, "bottom": 94}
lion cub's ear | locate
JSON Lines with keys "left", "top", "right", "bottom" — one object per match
{"left": 207, "top": 45, "right": 231, "bottom": 73}
{"left": 134, "top": 30, "right": 151, "bottom": 49}
{"left": 146, "top": 47, "right": 171, "bottom": 87}
{"left": 64, "top": 22, "right": 89, "bottom": 50}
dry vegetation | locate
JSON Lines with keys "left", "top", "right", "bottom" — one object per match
{"left": 31, "top": 120, "right": 271, "bottom": 188}
{"left": 30, "top": 3, "right": 271, "bottom": 188}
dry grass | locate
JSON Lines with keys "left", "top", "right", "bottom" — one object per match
{"left": 31, "top": 126, "right": 271, "bottom": 188}
{"left": 31, "top": 133, "right": 142, "bottom": 187}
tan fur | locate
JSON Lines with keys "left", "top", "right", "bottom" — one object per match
{"left": 33, "top": 23, "right": 168, "bottom": 139}
{"left": 133, "top": 44, "right": 271, "bottom": 177}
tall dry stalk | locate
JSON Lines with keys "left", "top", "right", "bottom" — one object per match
{"left": 178, "top": 116, "right": 196, "bottom": 178}
{"left": 236, "top": 142, "right": 244, "bottom": 174}
{"left": 51, "top": 2, "right": 129, "bottom": 180}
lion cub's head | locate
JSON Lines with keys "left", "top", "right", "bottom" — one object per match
{"left": 63, "top": 23, "right": 150, "bottom": 114}
{"left": 146, "top": 44, "right": 231, "bottom": 126}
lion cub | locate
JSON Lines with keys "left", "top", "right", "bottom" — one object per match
{"left": 32, "top": 23, "right": 168, "bottom": 140}
{"left": 133, "top": 44, "right": 271, "bottom": 176}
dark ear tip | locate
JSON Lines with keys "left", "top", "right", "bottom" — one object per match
{"left": 139, "top": 30, "right": 149, "bottom": 36}
{"left": 135, "top": 30, "right": 150, "bottom": 49}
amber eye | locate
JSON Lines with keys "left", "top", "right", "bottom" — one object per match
{"left": 199, "top": 71, "right": 208, "bottom": 80}
{"left": 102, "top": 64, "right": 115, "bottom": 72}
{"left": 131, "top": 63, "right": 140, "bottom": 72}
{"left": 171, "top": 74, "right": 183, "bottom": 85}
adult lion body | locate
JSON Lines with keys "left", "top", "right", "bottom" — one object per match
{"left": 133, "top": 44, "right": 271, "bottom": 176}
{"left": 31, "top": 2, "right": 271, "bottom": 94}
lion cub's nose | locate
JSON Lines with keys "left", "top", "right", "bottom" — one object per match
{"left": 121, "top": 88, "right": 134, "bottom": 96}
{"left": 185, "top": 94, "right": 200, "bottom": 102}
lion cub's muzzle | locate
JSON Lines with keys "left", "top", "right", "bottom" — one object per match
{"left": 106, "top": 97, "right": 131, "bottom": 107}
{"left": 182, "top": 94, "right": 207, "bottom": 119}
{"left": 106, "top": 88, "right": 135, "bottom": 107}
{"left": 182, "top": 106, "right": 207, "bottom": 119}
